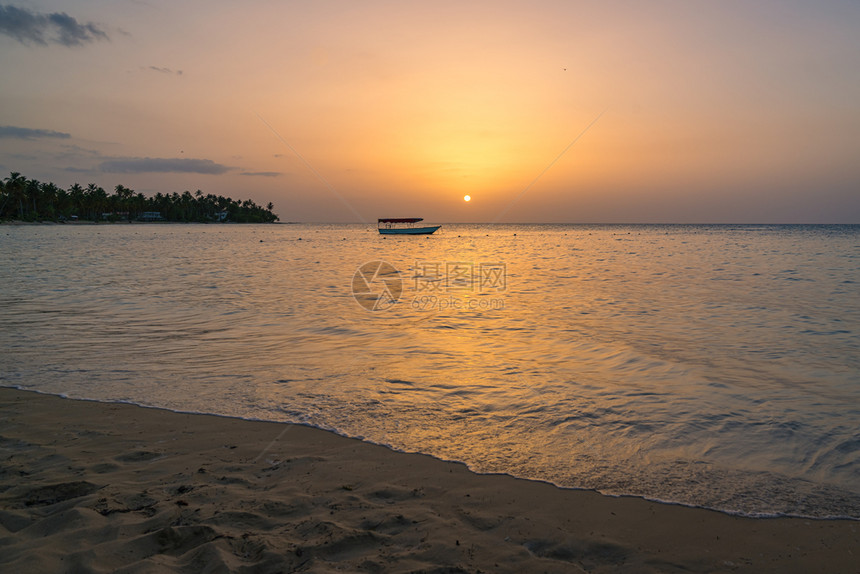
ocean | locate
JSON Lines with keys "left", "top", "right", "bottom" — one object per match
{"left": 1, "top": 222, "right": 858, "bottom": 519}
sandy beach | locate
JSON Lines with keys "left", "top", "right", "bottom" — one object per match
{"left": 0, "top": 387, "right": 856, "bottom": 573}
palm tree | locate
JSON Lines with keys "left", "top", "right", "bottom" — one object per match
{"left": 24, "top": 178, "right": 41, "bottom": 217}
{"left": 3, "top": 172, "right": 27, "bottom": 219}
{"left": 2, "top": 171, "right": 281, "bottom": 222}
{"left": 132, "top": 192, "right": 146, "bottom": 219}
{"left": 40, "top": 182, "right": 61, "bottom": 218}
{"left": 55, "top": 186, "right": 71, "bottom": 216}
{"left": 85, "top": 183, "right": 108, "bottom": 220}
{"left": 0, "top": 179, "right": 7, "bottom": 218}
{"left": 113, "top": 185, "right": 134, "bottom": 220}
{"left": 68, "top": 183, "right": 84, "bottom": 217}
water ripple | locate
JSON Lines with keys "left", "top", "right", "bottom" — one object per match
{"left": 1, "top": 223, "right": 859, "bottom": 518}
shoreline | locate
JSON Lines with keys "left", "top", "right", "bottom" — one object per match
{"left": 10, "top": 388, "right": 858, "bottom": 523}
{"left": 1, "top": 387, "right": 857, "bottom": 572}
{"left": 0, "top": 220, "right": 285, "bottom": 225}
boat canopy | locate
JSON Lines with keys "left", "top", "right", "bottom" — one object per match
{"left": 378, "top": 218, "right": 423, "bottom": 223}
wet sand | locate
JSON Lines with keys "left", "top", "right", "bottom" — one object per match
{"left": 0, "top": 387, "right": 856, "bottom": 573}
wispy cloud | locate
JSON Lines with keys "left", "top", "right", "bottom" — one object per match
{"left": 0, "top": 125, "right": 71, "bottom": 139}
{"left": 0, "top": 4, "right": 108, "bottom": 47}
{"left": 240, "top": 171, "right": 281, "bottom": 177}
{"left": 147, "top": 66, "right": 183, "bottom": 76}
{"left": 100, "top": 157, "right": 231, "bottom": 175}
{"left": 63, "top": 166, "right": 96, "bottom": 174}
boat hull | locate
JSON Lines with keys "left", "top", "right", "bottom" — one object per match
{"left": 378, "top": 225, "right": 441, "bottom": 235}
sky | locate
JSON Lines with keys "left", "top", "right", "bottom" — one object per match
{"left": 1, "top": 1, "right": 859, "bottom": 223}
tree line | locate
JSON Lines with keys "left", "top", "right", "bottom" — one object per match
{"left": 0, "top": 172, "right": 279, "bottom": 223}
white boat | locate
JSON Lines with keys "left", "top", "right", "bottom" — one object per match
{"left": 378, "top": 218, "right": 441, "bottom": 235}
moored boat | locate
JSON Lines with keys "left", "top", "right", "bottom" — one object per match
{"left": 378, "top": 218, "right": 441, "bottom": 235}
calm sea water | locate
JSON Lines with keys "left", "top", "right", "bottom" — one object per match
{"left": 1, "top": 223, "right": 858, "bottom": 518}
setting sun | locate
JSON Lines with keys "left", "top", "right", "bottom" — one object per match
{"left": 0, "top": 0, "right": 858, "bottom": 226}
{"left": 464, "top": 195, "right": 471, "bottom": 202}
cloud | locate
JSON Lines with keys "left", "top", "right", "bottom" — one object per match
{"left": 56, "top": 143, "right": 107, "bottom": 158}
{"left": 0, "top": 4, "right": 108, "bottom": 47}
{"left": 240, "top": 171, "right": 281, "bottom": 177}
{"left": 62, "top": 166, "right": 96, "bottom": 174}
{"left": 0, "top": 125, "right": 71, "bottom": 139}
{"left": 147, "top": 66, "right": 183, "bottom": 76}
{"left": 100, "top": 157, "right": 231, "bottom": 175}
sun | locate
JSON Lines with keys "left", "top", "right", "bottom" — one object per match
{"left": 463, "top": 195, "right": 471, "bottom": 202}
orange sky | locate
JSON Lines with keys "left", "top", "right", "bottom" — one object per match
{"left": 2, "top": 1, "right": 859, "bottom": 222}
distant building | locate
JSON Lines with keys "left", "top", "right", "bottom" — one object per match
{"left": 140, "top": 211, "right": 163, "bottom": 221}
